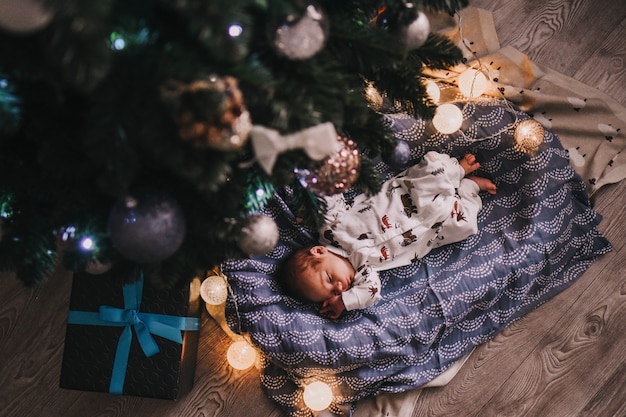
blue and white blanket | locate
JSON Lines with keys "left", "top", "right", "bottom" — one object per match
{"left": 221, "top": 98, "right": 611, "bottom": 416}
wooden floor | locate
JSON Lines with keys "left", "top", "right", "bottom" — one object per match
{"left": 1, "top": 1, "right": 625, "bottom": 416}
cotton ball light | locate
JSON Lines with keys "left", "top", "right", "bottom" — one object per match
{"left": 458, "top": 68, "right": 488, "bottom": 98}
{"left": 432, "top": 103, "right": 463, "bottom": 134}
{"left": 200, "top": 274, "right": 228, "bottom": 305}
{"left": 237, "top": 214, "right": 280, "bottom": 257}
{"left": 514, "top": 119, "right": 545, "bottom": 154}
{"left": 425, "top": 79, "right": 441, "bottom": 104}
{"left": 303, "top": 381, "right": 333, "bottom": 411}
{"left": 227, "top": 340, "right": 257, "bottom": 370}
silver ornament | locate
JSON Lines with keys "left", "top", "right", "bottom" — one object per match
{"left": 237, "top": 214, "right": 280, "bottom": 257}
{"left": 273, "top": 4, "right": 329, "bottom": 60}
{"left": 402, "top": 11, "right": 430, "bottom": 50}
{"left": 108, "top": 189, "right": 186, "bottom": 264}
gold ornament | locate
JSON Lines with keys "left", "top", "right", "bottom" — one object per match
{"left": 161, "top": 75, "right": 252, "bottom": 151}
{"left": 514, "top": 119, "right": 545, "bottom": 154}
{"left": 364, "top": 82, "right": 383, "bottom": 111}
{"left": 298, "top": 135, "right": 361, "bottom": 196}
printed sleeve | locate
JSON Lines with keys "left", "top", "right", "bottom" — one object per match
{"left": 341, "top": 266, "right": 382, "bottom": 311}
{"left": 404, "top": 151, "right": 466, "bottom": 202}
{"left": 437, "top": 177, "right": 482, "bottom": 246}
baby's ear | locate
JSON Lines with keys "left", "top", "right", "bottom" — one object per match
{"left": 310, "top": 245, "right": 327, "bottom": 256}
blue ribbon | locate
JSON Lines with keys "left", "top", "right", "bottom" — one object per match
{"left": 66, "top": 273, "right": 200, "bottom": 394}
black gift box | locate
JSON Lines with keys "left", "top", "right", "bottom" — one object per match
{"left": 59, "top": 269, "right": 201, "bottom": 400}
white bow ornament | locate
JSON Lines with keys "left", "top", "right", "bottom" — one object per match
{"left": 251, "top": 122, "right": 340, "bottom": 174}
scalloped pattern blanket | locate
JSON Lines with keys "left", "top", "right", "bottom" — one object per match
{"left": 221, "top": 98, "right": 612, "bottom": 416}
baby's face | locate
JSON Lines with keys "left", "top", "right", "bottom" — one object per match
{"left": 301, "top": 249, "right": 355, "bottom": 303}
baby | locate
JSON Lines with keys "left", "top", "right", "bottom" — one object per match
{"left": 281, "top": 151, "right": 496, "bottom": 319}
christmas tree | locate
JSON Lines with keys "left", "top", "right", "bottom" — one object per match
{"left": 0, "top": 0, "right": 468, "bottom": 287}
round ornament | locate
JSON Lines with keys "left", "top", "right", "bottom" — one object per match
{"left": 297, "top": 135, "right": 361, "bottom": 196}
{"left": 237, "top": 214, "right": 280, "bottom": 257}
{"left": 514, "top": 119, "right": 545, "bottom": 154}
{"left": 272, "top": 3, "right": 329, "bottom": 60}
{"left": 0, "top": 0, "right": 54, "bottom": 34}
{"left": 108, "top": 189, "right": 186, "bottom": 264}
{"left": 160, "top": 75, "right": 252, "bottom": 151}
{"left": 401, "top": 11, "right": 430, "bottom": 50}
{"left": 384, "top": 140, "right": 411, "bottom": 169}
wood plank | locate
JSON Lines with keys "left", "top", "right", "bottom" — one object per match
{"left": 574, "top": 17, "right": 626, "bottom": 108}
{"left": 475, "top": 253, "right": 626, "bottom": 416}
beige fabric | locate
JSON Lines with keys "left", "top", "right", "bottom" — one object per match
{"left": 432, "top": 6, "right": 626, "bottom": 196}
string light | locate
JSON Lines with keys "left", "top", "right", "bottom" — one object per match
{"left": 432, "top": 103, "right": 463, "bottom": 134}
{"left": 80, "top": 237, "right": 94, "bottom": 250}
{"left": 303, "top": 381, "right": 333, "bottom": 411}
{"left": 200, "top": 273, "right": 229, "bottom": 305}
{"left": 458, "top": 68, "right": 488, "bottom": 98}
{"left": 228, "top": 24, "right": 243, "bottom": 37}
{"left": 514, "top": 119, "right": 545, "bottom": 154}
{"left": 425, "top": 79, "right": 441, "bottom": 104}
{"left": 227, "top": 340, "right": 256, "bottom": 370}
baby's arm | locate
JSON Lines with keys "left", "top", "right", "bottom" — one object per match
{"left": 339, "top": 267, "right": 382, "bottom": 312}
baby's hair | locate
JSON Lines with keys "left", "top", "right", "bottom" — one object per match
{"left": 280, "top": 244, "right": 323, "bottom": 301}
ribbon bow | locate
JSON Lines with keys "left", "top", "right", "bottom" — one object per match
{"left": 251, "top": 122, "right": 340, "bottom": 174}
{"left": 67, "top": 274, "right": 200, "bottom": 394}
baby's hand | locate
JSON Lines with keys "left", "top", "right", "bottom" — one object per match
{"left": 460, "top": 153, "right": 480, "bottom": 175}
{"left": 320, "top": 295, "right": 346, "bottom": 319}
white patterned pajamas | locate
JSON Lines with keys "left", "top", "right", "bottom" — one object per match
{"left": 319, "top": 151, "right": 483, "bottom": 311}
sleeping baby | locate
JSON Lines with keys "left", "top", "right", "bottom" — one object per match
{"left": 280, "top": 151, "right": 496, "bottom": 319}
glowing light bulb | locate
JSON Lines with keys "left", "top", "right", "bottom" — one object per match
{"left": 227, "top": 340, "right": 256, "bottom": 370}
{"left": 514, "top": 119, "right": 545, "bottom": 154}
{"left": 200, "top": 274, "right": 228, "bottom": 305}
{"left": 303, "top": 381, "right": 333, "bottom": 411}
{"left": 458, "top": 68, "right": 488, "bottom": 98}
{"left": 113, "top": 38, "right": 126, "bottom": 50}
{"left": 228, "top": 24, "right": 243, "bottom": 37}
{"left": 425, "top": 79, "right": 440, "bottom": 104}
{"left": 432, "top": 103, "right": 463, "bottom": 134}
{"left": 80, "top": 237, "right": 94, "bottom": 250}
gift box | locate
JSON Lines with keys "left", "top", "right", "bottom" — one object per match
{"left": 59, "top": 268, "right": 201, "bottom": 400}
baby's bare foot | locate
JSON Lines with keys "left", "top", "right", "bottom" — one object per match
{"left": 467, "top": 175, "right": 497, "bottom": 195}
{"left": 460, "top": 153, "right": 480, "bottom": 175}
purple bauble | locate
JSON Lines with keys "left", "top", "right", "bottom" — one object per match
{"left": 108, "top": 189, "right": 186, "bottom": 264}
{"left": 385, "top": 140, "right": 411, "bottom": 169}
